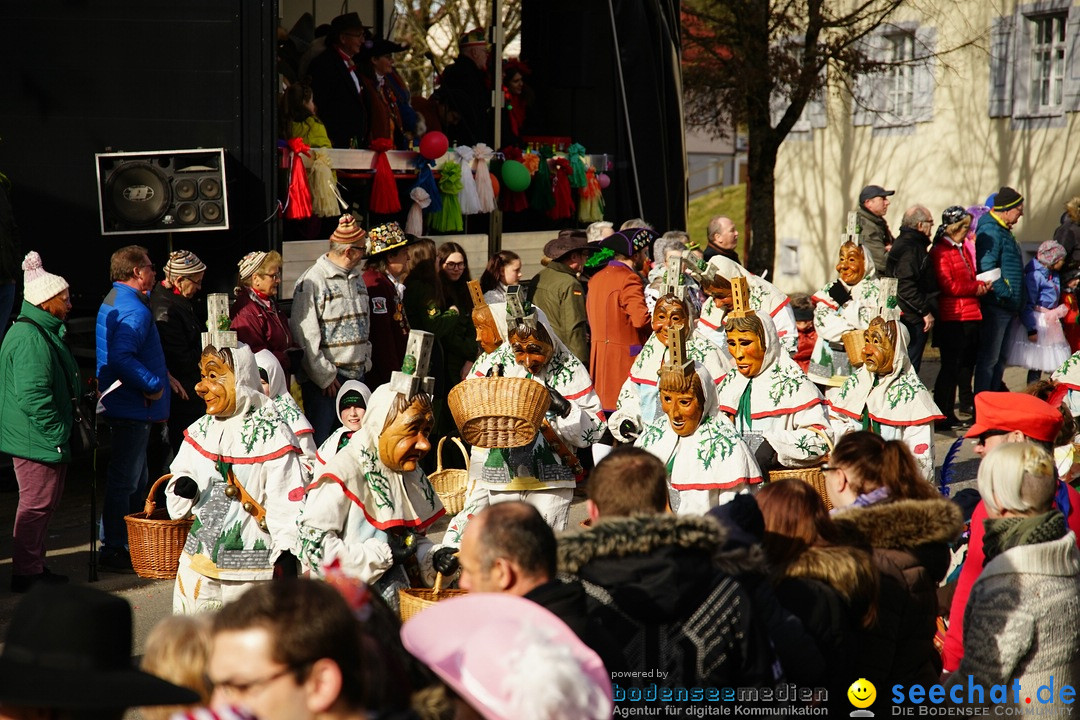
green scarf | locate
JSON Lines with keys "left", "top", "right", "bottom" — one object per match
{"left": 860, "top": 376, "right": 881, "bottom": 434}
{"left": 736, "top": 381, "right": 754, "bottom": 432}
{"left": 982, "top": 509, "right": 1068, "bottom": 565}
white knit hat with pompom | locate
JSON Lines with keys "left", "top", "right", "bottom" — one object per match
{"left": 22, "top": 252, "right": 69, "bottom": 306}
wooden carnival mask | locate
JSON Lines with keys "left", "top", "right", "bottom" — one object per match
{"left": 727, "top": 328, "right": 766, "bottom": 378}
{"left": 652, "top": 295, "right": 690, "bottom": 346}
{"left": 196, "top": 347, "right": 238, "bottom": 418}
{"left": 510, "top": 326, "right": 554, "bottom": 376}
{"left": 863, "top": 317, "right": 897, "bottom": 375}
{"left": 379, "top": 395, "right": 435, "bottom": 472}
{"left": 836, "top": 242, "right": 866, "bottom": 287}
{"left": 705, "top": 276, "right": 733, "bottom": 312}
{"left": 659, "top": 325, "right": 704, "bottom": 438}
{"left": 473, "top": 308, "right": 503, "bottom": 354}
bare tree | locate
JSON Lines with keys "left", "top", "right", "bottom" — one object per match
{"left": 682, "top": 0, "right": 934, "bottom": 275}
{"left": 392, "top": 0, "right": 522, "bottom": 98}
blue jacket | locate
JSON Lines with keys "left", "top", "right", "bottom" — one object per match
{"left": 95, "top": 282, "right": 169, "bottom": 421}
{"left": 975, "top": 211, "right": 1025, "bottom": 312}
{"left": 1021, "top": 259, "right": 1061, "bottom": 332}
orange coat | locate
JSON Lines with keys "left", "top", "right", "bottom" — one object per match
{"left": 586, "top": 262, "right": 652, "bottom": 410}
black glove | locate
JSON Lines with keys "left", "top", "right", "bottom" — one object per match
{"left": 827, "top": 282, "right": 851, "bottom": 306}
{"left": 753, "top": 439, "right": 779, "bottom": 473}
{"left": 387, "top": 531, "right": 418, "bottom": 564}
{"left": 619, "top": 419, "right": 641, "bottom": 442}
{"left": 547, "top": 387, "right": 572, "bottom": 418}
{"left": 432, "top": 547, "right": 460, "bottom": 576}
{"left": 273, "top": 550, "right": 298, "bottom": 579}
{"left": 172, "top": 476, "right": 199, "bottom": 500}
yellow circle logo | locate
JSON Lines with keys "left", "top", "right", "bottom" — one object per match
{"left": 848, "top": 678, "right": 876, "bottom": 709}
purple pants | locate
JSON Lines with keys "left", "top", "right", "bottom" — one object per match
{"left": 12, "top": 458, "right": 67, "bottom": 575}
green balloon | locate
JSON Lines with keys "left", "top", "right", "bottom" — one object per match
{"left": 501, "top": 160, "right": 531, "bottom": 192}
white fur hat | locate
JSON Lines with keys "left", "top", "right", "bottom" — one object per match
{"left": 22, "top": 252, "right": 68, "bottom": 306}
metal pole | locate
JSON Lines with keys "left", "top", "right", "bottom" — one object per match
{"left": 488, "top": 0, "right": 505, "bottom": 257}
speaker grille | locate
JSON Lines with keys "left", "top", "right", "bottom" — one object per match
{"left": 176, "top": 202, "right": 199, "bottom": 225}
{"left": 199, "top": 177, "right": 222, "bottom": 200}
{"left": 174, "top": 178, "right": 198, "bottom": 201}
{"left": 106, "top": 162, "right": 171, "bottom": 227}
{"left": 200, "top": 202, "right": 223, "bottom": 223}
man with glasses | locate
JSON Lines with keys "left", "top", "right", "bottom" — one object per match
{"left": 95, "top": 245, "right": 170, "bottom": 573}
{"left": 290, "top": 215, "right": 372, "bottom": 445}
{"left": 208, "top": 578, "right": 389, "bottom": 720}
{"left": 307, "top": 12, "right": 371, "bottom": 149}
{"left": 885, "top": 204, "right": 938, "bottom": 371}
{"left": 941, "top": 391, "right": 1080, "bottom": 673}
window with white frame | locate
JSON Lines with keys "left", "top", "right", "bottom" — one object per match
{"left": 887, "top": 32, "right": 916, "bottom": 119}
{"left": 1031, "top": 13, "right": 1066, "bottom": 109}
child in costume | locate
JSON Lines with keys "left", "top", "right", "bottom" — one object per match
{"left": 255, "top": 349, "right": 318, "bottom": 474}
{"left": 809, "top": 213, "right": 885, "bottom": 385}
{"left": 297, "top": 331, "right": 459, "bottom": 611}
{"left": 1007, "top": 239, "right": 1070, "bottom": 384}
{"left": 693, "top": 253, "right": 797, "bottom": 355}
{"left": 314, "top": 379, "right": 371, "bottom": 467}
{"left": 467, "top": 286, "right": 604, "bottom": 532}
{"left": 714, "top": 277, "right": 832, "bottom": 474}
{"left": 826, "top": 280, "right": 944, "bottom": 481}
{"left": 636, "top": 325, "right": 763, "bottom": 514}
{"left": 167, "top": 343, "right": 307, "bottom": 614}
{"left": 609, "top": 256, "right": 731, "bottom": 443}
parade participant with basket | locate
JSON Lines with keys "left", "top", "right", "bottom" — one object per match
{"left": 826, "top": 279, "right": 944, "bottom": 481}
{"left": 461, "top": 285, "right": 604, "bottom": 532}
{"left": 297, "top": 330, "right": 460, "bottom": 612}
{"left": 808, "top": 213, "right": 886, "bottom": 386}
{"left": 635, "top": 324, "right": 762, "bottom": 514}
{"left": 714, "top": 277, "right": 833, "bottom": 474}
{"left": 609, "top": 256, "right": 730, "bottom": 443}
{"left": 166, "top": 340, "right": 308, "bottom": 614}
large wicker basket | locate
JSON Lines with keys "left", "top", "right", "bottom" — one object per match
{"left": 842, "top": 330, "right": 866, "bottom": 368}
{"left": 767, "top": 428, "right": 835, "bottom": 510}
{"left": 429, "top": 437, "right": 471, "bottom": 515}
{"left": 399, "top": 572, "right": 466, "bottom": 621}
{"left": 125, "top": 474, "right": 194, "bottom": 579}
{"left": 448, "top": 376, "right": 550, "bottom": 448}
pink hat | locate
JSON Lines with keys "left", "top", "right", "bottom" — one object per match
{"left": 400, "top": 594, "right": 613, "bottom": 720}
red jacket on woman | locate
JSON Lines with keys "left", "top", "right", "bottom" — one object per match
{"left": 930, "top": 237, "right": 982, "bottom": 322}
{"left": 230, "top": 289, "right": 295, "bottom": 373}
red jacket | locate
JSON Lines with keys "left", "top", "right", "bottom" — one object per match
{"left": 930, "top": 238, "right": 982, "bottom": 322}
{"left": 586, "top": 262, "right": 652, "bottom": 411}
{"left": 230, "top": 290, "right": 295, "bottom": 373}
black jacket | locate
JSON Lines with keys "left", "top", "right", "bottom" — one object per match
{"left": 307, "top": 46, "right": 369, "bottom": 149}
{"left": 886, "top": 226, "right": 939, "bottom": 322}
{"left": 523, "top": 579, "right": 628, "bottom": 675}
{"left": 557, "top": 514, "right": 779, "bottom": 687}
{"left": 150, "top": 283, "right": 204, "bottom": 433}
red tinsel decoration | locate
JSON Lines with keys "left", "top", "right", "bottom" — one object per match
{"left": 369, "top": 138, "right": 401, "bottom": 214}
{"left": 499, "top": 146, "right": 529, "bottom": 212}
{"left": 547, "top": 157, "right": 575, "bottom": 220}
{"left": 285, "top": 137, "right": 313, "bottom": 220}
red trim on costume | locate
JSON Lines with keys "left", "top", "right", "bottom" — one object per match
{"left": 629, "top": 374, "right": 658, "bottom": 386}
{"left": 698, "top": 317, "right": 721, "bottom": 330}
{"left": 671, "top": 475, "right": 763, "bottom": 491}
{"left": 294, "top": 427, "right": 313, "bottom": 436}
{"left": 825, "top": 402, "right": 944, "bottom": 426}
{"left": 183, "top": 433, "right": 300, "bottom": 464}
{"left": 770, "top": 297, "right": 791, "bottom": 316}
{"left": 813, "top": 295, "right": 839, "bottom": 310}
{"left": 563, "top": 385, "right": 594, "bottom": 401}
{"left": 320, "top": 473, "right": 446, "bottom": 532}
{"left": 751, "top": 397, "right": 821, "bottom": 419}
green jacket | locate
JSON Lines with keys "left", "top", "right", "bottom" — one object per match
{"left": 0, "top": 301, "right": 80, "bottom": 463}
{"left": 531, "top": 261, "right": 589, "bottom": 364}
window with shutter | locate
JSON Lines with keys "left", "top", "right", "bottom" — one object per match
{"left": 850, "top": 24, "right": 935, "bottom": 130}
{"left": 1002, "top": 0, "right": 1079, "bottom": 123}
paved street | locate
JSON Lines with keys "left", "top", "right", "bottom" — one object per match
{"left": 0, "top": 354, "right": 1024, "bottom": 656}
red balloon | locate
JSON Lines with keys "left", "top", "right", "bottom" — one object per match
{"left": 419, "top": 131, "right": 449, "bottom": 161}
{"left": 597, "top": 172, "right": 611, "bottom": 190}
{"left": 489, "top": 172, "right": 500, "bottom": 198}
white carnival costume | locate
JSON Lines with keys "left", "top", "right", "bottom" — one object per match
{"left": 714, "top": 310, "right": 833, "bottom": 469}
{"left": 827, "top": 285, "right": 943, "bottom": 481}
{"left": 314, "top": 380, "right": 371, "bottom": 468}
{"left": 167, "top": 345, "right": 307, "bottom": 614}
{"left": 696, "top": 254, "right": 797, "bottom": 355}
{"left": 297, "top": 333, "right": 447, "bottom": 611}
{"left": 255, "top": 348, "right": 318, "bottom": 473}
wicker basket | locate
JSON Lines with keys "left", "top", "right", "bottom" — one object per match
{"left": 125, "top": 474, "right": 194, "bottom": 579}
{"left": 842, "top": 330, "right": 866, "bottom": 368}
{"left": 766, "top": 427, "right": 835, "bottom": 510}
{"left": 448, "top": 376, "right": 550, "bottom": 448}
{"left": 429, "top": 437, "right": 471, "bottom": 515}
{"left": 399, "top": 572, "right": 467, "bottom": 621}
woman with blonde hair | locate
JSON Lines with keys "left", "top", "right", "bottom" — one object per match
{"left": 139, "top": 614, "right": 213, "bottom": 720}
{"left": 946, "top": 441, "right": 1080, "bottom": 712}
{"left": 230, "top": 250, "right": 297, "bottom": 376}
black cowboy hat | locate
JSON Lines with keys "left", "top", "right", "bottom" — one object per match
{"left": 0, "top": 585, "right": 200, "bottom": 710}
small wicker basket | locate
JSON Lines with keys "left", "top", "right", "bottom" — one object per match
{"left": 399, "top": 572, "right": 467, "bottom": 621}
{"left": 448, "top": 376, "right": 550, "bottom": 448}
{"left": 125, "top": 474, "right": 194, "bottom": 579}
{"left": 766, "top": 427, "right": 835, "bottom": 510}
{"left": 842, "top": 330, "right": 866, "bottom": 368}
{"left": 429, "top": 437, "right": 472, "bottom": 515}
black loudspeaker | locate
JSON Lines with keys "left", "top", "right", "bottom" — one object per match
{"left": 95, "top": 148, "right": 230, "bottom": 235}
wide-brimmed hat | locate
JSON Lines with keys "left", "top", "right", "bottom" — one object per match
{"left": 361, "top": 38, "right": 409, "bottom": 59}
{"left": 542, "top": 229, "right": 592, "bottom": 262}
{"left": 330, "top": 12, "right": 368, "bottom": 39}
{"left": 366, "top": 221, "right": 418, "bottom": 258}
{"left": 0, "top": 584, "right": 200, "bottom": 710}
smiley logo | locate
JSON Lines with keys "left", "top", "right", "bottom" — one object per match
{"left": 848, "top": 678, "right": 876, "bottom": 709}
